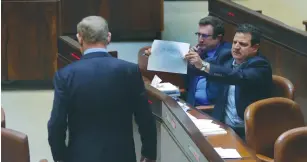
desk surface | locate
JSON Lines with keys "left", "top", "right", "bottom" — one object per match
{"left": 143, "top": 77, "right": 258, "bottom": 162}
{"left": 188, "top": 108, "right": 257, "bottom": 162}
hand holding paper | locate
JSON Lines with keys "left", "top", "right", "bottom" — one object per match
{"left": 147, "top": 40, "right": 190, "bottom": 74}
{"left": 184, "top": 51, "right": 203, "bottom": 69}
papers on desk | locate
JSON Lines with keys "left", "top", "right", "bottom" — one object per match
{"left": 151, "top": 75, "right": 162, "bottom": 87}
{"left": 214, "top": 147, "right": 242, "bottom": 159}
{"left": 177, "top": 101, "right": 190, "bottom": 112}
{"left": 189, "top": 118, "right": 227, "bottom": 136}
{"left": 151, "top": 75, "right": 180, "bottom": 97}
{"left": 156, "top": 82, "right": 180, "bottom": 97}
{"left": 147, "top": 40, "right": 190, "bottom": 74}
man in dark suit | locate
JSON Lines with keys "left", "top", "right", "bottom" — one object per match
{"left": 185, "top": 24, "right": 272, "bottom": 138}
{"left": 48, "top": 16, "right": 157, "bottom": 162}
{"left": 145, "top": 16, "right": 232, "bottom": 107}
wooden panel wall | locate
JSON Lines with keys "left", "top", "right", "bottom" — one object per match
{"left": 209, "top": 0, "right": 307, "bottom": 122}
{"left": 1, "top": 23, "right": 8, "bottom": 81}
{"left": 1, "top": 0, "right": 60, "bottom": 80}
{"left": 61, "top": 0, "right": 163, "bottom": 41}
{"left": 1, "top": 0, "right": 163, "bottom": 82}
{"left": 60, "top": 0, "right": 110, "bottom": 34}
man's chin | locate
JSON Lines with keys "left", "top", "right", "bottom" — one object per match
{"left": 198, "top": 46, "right": 207, "bottom": 52}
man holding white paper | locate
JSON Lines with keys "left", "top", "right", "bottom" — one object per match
{"left": 145, "top": 16, "right": 232, "bottom": 107}
{"left": 185, "top": 24, "right": 273, "bottom": 139}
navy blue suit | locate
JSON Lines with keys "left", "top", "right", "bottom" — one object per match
{"left": 186, "top": 42, "right": 232, "bottom": 106}
{"left": 190, "top": 51, "right": 272, "bottom": 137}
{"left": 48, "top": 52, "right": 157, "bottom": 162}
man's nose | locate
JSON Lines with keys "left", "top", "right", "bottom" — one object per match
{"left": 199, "top": 36, "right": 205, "bottom": 41}
{"left": 233, "top": 43, "right": 240, "bottom": 49}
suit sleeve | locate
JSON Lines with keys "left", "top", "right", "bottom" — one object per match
{"left": 207, "top": 59, "right": 272, "bottom": 86}
{"left": 48, "top": 71, "right": 69, "bottom": 161}
{"left": 132, "top": 66, "right": 157, "bottom": 160}
{"left": 190, "top": 59, "right": 272, "bottom": 86}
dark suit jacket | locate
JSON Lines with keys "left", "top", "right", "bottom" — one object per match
{"left": 48, "top": 52, "right": 157, "bottom": 162}
{"left": 186, "top": 42, "right": 232, "bottom": 106}
{"left": 189, "top": 51, "right": 272, "bottom": 122}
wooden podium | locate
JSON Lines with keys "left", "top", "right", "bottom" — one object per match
{"left": 57, "top": 36, "right": 118, "bottom": 69}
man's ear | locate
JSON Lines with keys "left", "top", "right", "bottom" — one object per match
{"left": 251, "top": 43, "right": 260, "bottom": 53}
{"left": 77, "top": 33, "right": 83, "bottom": 45}
{"left": 217, "top": 34, "right": 223, "bottom": 41}
{"left": 107, "top": 32, "right": 112, "bottom": 45}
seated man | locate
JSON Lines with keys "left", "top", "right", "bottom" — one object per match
{"left": 185, "top": 24, "right": 273, "bottom": 138}
{"left": 145, "top": 16, "right": 232, "bottom": 107}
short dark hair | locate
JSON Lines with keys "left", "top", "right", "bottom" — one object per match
{"left": 236, "top": 24, "right": 262, "bottom": 46}
{"left": 199, "top": 16, "right": 224, "bottom": 39}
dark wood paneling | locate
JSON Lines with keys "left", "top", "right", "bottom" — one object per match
{"left": 1, "top": 0, "right": 60, "bottom": 80}
{"left": 60, "top": 0, "right": 163, "bottom": 41}
{"left": 1, "top": 23, "right": 8, "bottom": 80}
{"left": 109, "top": 0, "right": 162, "bottom": 31}
{"left": 61, "top": 0, "right": 110, "bottom": 34}
{"left": 209, "top": 0, "right": 307, "bottom": 121}
{"left": 209, "top": 0, "right": 307, "bottom": 56}
{"left": 109, "top": 0, "right": 163, "bottom": 40}
{"left": 57, "top": 53, "right": 76, "bottom": 70}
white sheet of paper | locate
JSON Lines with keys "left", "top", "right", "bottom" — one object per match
{"left": 148, "top": 40, "right": 190, "bottom": 74}
{"left": 200, "top": 127, "right": 226, "bottom": 133}
{"left": 193, "top": 122, "right": 220, "bottom": 129}
{"left": 151, "top": 75, "right": 162, "bottom": 87}
{"left": 191, "top": 119, "right": 227, "bottom": 136}
{"left": 214, "top": 147, "right": 242, "bottom": 159}
{"left": 202, "top": 130, "right": 227, "bottom": 136}
{"left": 187, "top": 113, "right": 197, "bottom": 120}
{"left": 192, "top": 119, "right": 213, "bottom": 124}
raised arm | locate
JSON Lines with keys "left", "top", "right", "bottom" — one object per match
{"left": 206, "top": 59, "right": 272, "bottom": 86}
{"left": 185, "top": 51, "right": 272, "bottom": 86}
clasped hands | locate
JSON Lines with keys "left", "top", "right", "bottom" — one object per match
{"left": 144, "top": 46, "right": 203, "bottom": 69}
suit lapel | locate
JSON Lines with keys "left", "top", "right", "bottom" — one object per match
{"left": 225, "top": 58, "right": 234, "bottom": 68}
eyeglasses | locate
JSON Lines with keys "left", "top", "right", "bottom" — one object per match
{"left": 195, "top": 32, "right": 212, "bottom": 39}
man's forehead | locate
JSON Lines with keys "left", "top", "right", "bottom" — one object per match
{"left": 234, "top": 32, "right": 251, "bottom": 41}
{"left": 198, "top": 24, "right": 214, "bottom": 34}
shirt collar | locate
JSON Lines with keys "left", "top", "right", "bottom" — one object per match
{"left": 232, "top": 59, "right": 245, "bottom": 68}
{"left": 83, "top": 48, "right": 108, "bottom": 55}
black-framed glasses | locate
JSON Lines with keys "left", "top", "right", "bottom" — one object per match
{"left": 195, "top": 32, "right": 212, "bottom": 39}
